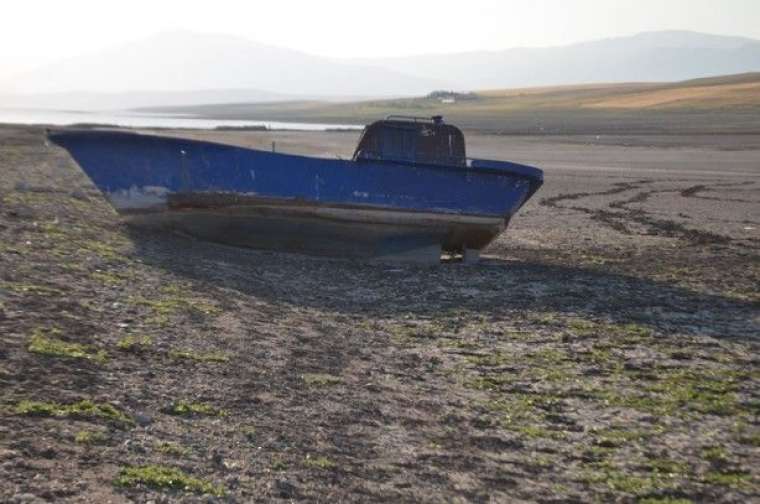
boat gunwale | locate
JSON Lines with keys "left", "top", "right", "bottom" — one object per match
{"left": 47, "top": 128, "right": 544, "bottom": 183}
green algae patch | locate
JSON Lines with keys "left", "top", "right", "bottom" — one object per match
{"left": 90, "top": 270, "right": 130, "bottom": 286}
{"left": 156, "top": 441, "right": 191, "bottom": 457}
{"left": 80, "top": 239, "right": 125, "bottom": 261}
{"left": 3, "top": 282, "right": 63, "bottom": 297}
{"left": 592, "top": 426, "right": 652, "bottom": 449}
{"left": 304, "top": 455, "right": 337, "bottom": 470}
{"left": 736, "top": 432, "right": 760, "bottom": 447}
{"left": 28, "top": 329, "right": 107, "bottom": 363}
{"left": 702, "top": 470, "right": 752, "bottom": 489}
{"left": 271, "top": 458, "right": 289, "bottom": 471}
{"left": 700, "top": 446, "right": 729, "bottom": 463}
{"left": 132, "top": 284, "right": 222, "bottom": 326}
{"left": 116, "top": 465, "right": 225, "bottom": 496}
{"left": 302, "top": 373, "right": 342, "bottom": 386}
{"left": 116, "top": 335, "right": 153, "bottom": 353}
{"left": 600, "top": 367, "right": 746, "bottom": 417}
{"left": 14, "top": 399, "right": 133, "bottom": 426}
{"left": 167, "top": 401, "right": 227, "bottom": 417}
{"left": 580, "top": 469, "right": 669, "bottom": 496}
{"left": 75, "top": 429, "right": 109, "bottom": 445}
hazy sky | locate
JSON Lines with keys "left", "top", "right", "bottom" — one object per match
{"left": 1, "top": 0, "right": 758, "bottom": 79}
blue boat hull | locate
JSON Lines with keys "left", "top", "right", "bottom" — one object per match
{"left": 48, "top": 130, "right": 543, "bottom": 261}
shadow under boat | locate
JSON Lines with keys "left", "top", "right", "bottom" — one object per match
{"left": 48, "top": 116, "right": 543, "bottom": 264}
{"left": 124, "top": 226, "right": 760, "bottom": 341}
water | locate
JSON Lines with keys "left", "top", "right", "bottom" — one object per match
{"left": 0, "top": 108, "right": 362, "bottom": 131}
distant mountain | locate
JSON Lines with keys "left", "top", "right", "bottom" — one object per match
{"left": 0, "top": 31, "right": 441, "bottom": 103}
{"left": 356, "top": 31, "right": 760, "bottom": 90}
{"left": 1, "top": 30, "right": 759, "bottom": 111}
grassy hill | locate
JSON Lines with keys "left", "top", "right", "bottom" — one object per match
{"left": 144, "top": 73, "right": 760, "bottom": 134}
{"left": 583, "top": 73, "right": 760, "bottom": 109}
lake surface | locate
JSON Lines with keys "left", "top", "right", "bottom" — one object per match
{"left": 0, "top": 108, "right": 362, "bottom": 131}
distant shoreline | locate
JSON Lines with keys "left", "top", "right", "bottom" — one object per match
{"left": 0, "top": 108, "right": 363, "bottom": 132}
{"left": 135, "top": 73, "right": 760, "bottom": 135}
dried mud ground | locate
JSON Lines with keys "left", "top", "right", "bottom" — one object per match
{"left": 1, "top": 124, "right": 759, "bottom": 503}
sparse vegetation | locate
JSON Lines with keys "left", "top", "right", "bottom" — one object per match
{"left": 241, "top": 427, "right": 257, "bottom": 442}
{"left": 592, "top": 427, "right": 650, "bottom": 448}
{"left": 28, "top": 328, "right": 107, "bottom": 362}
{"left": 580, "top": 467, "right": 670, "bottom": 495}
{"left": 2, "top": 125, "right": 758, "bottom": 502}
{"left": 116, "top": 335, "right": 153, "bottom": 352}
{"left": 702, "top": 470, "right": 752, "bottom": 488}
{"left": 304, "top": 455, "right": 337, "bottom": 470}
{"left": 14, "top": 399, "right": 133, "bottom": 426}
{"left": 599, "top": 367, "right": 746, "bottom": 417}
{"left": 271, "top": 458, "right": 289, "bottom": 471}
{"left": 3, "top": 282, "right": 63, "bottom": 297}
{"left": 166, "top": 401, "right": 226, "bottom": 417}
{"left": 736, "top": 432, "right": 760, "bottom": 447}
{"left": 90, "top": 270, "right": 127, "bottom": 285}
{"left": 75, "top": 430, "right": 109, "bottom": 445}
{"left": 80, "top": 239, "right": 124, "bottom": 261}
{"left": 302, "top": 373, "right": 342, "bottom": 386}
{"left": 116, "top": 465, "right": 225, "bottom": 496}
{"left": 701, "top": 446, "right": 729, "bottom": 463}
{"left": 515, "top": 424, "right": 566, "bottom": 440}
{"left": 156, "top": 441, "right": 191, "bottom": 457}
{"left": 645, "top": 458, "right": 688, "bottom": 477}
{"left": 131, "top": 284, "right": 221, "bottom": 326}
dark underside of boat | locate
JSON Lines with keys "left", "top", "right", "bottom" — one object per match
{"left": 135, "top": 194, "right": 507, "bottom": 261}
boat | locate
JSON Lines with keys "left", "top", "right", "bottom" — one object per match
{"left": 48, "top": 116, "right": 543, "bottom": 263}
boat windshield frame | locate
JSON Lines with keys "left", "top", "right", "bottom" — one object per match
{"left": 352, "top": 117, "right": 467, "bottom": 167}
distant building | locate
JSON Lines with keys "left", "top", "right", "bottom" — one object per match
{"left": 426, "top": 90, "right": 478, "bottom": 104}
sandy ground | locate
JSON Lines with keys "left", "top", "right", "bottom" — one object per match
{"left": 1, "top": 125, "right": 758, "bottom": 503}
